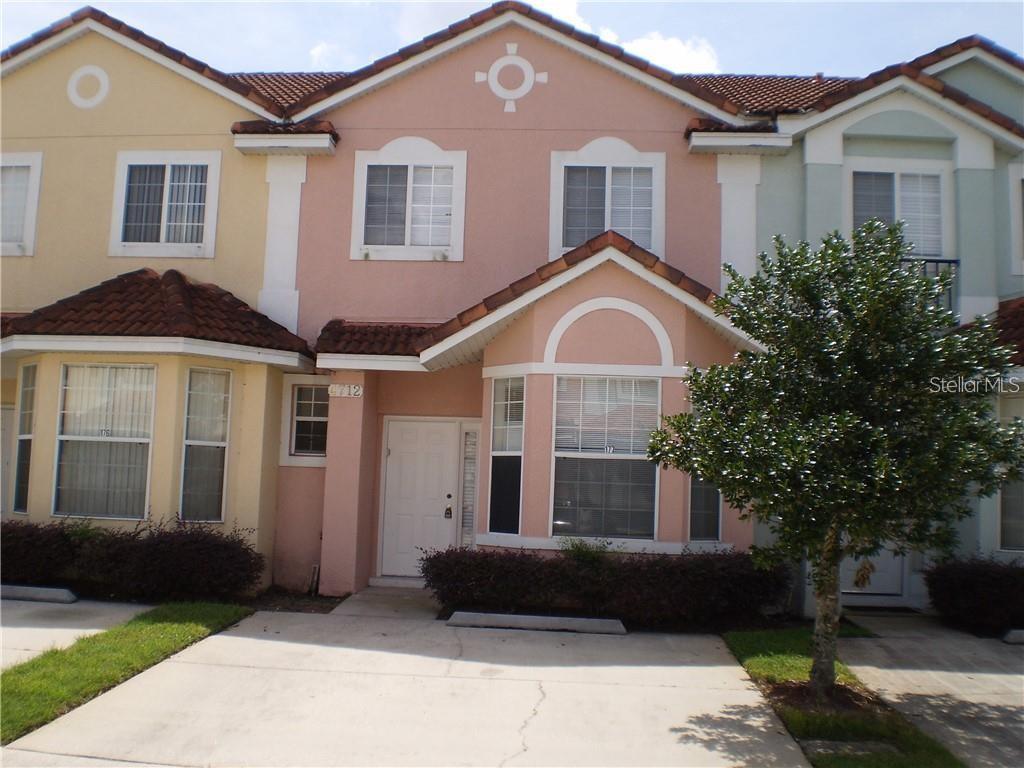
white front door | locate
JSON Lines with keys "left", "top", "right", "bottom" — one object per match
{"left": 841, "top": 549, "right": 905, "bottom": 596}
{"left": 380, "top": 420, "right": 460, "bottom": 577}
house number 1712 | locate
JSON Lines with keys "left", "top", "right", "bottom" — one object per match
{"left": 328, "top": 384, "right": 363, "bottom": 398}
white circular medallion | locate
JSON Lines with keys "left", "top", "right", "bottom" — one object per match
{"left": 67, "top": 65, "right": 110, "bottom": 109}
{"left": 487, "top": 54, "right": 536, "bottom": 102}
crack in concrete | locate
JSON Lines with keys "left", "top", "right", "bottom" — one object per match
{"left": 499, "top": 680, "right": 547, "bottom": 767}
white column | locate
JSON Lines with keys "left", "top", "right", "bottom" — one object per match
{"left": 716, "top": 154, "right": 761, "bottom": 291}
{"left": 258, "top": 156, "right": 307, "bottom": 333}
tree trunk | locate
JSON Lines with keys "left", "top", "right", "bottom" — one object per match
{"left": 809, "top": 524, "right": 842, "bottom": 703}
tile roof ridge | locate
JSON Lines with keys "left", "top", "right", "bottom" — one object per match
{"left": 159, "top": 269, "right": 197, "bottom": 337}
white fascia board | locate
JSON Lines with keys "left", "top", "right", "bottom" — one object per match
{"left": 316, "top": 353, "right": 427, "bottom": 372}
{"left": 778, "top": 77, "right": 1024, "bottom": 151}
{"left": 922, "top": 49, "right": 1024, "bottom": 86}
{"left": 233, "top": 134, "right": 337, "bottom": 155}
{"left": 291, "top": 14, "right": 753, "bottom": 126}
{"left": 418, "top": 247, "right": 762, "bottom": 369}
{"left": 688, "top": 133, "right": 793, "bottom": 154}
{"left": 0, "top": 19, "right": 278, "bottom": 120}
{"left": 0, "top": 335, "right": 312, "bottom": 370}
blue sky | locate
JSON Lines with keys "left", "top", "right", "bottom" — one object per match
{"left": 2, "top": 1, "right": 1021, "bottom": 77}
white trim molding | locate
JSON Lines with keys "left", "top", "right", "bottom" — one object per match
{"left": 921, "top": 48, "right": 1024, "bottom": 86}
{"left": 549, "top": 137, "right": 666, "bottom": 260}
{"left": 108, "top": 150, "right": 222, "bottom": 259}
{"left": 474, "top": 532, "right": 735, "bottom": 554}
{"left": 689, "top": 132, "right": 793, "bottom": 154}
{"left": 1009, "top": 161, "right": 1024, "bottom": 276}
{"left": 543, "top": 296, "right": 674, "bottom": 365}
{"left": 350, "top": 136, "right": 467, "bottom": 262}
{"left": 483, "top": 362, "right": 689, "bottom": 378}
{"left": 279, "top": 373, "right": 332, "bottom": 467}
{"left": 258, "top": 156, "right": 307, "bottom": 333}
{"left": 233, "top": 134, "right": 336, "bottom": 156}
{"left": 0, "top": 335, "right": 312, "bottom": 371}
{"left": 716, "top": 155, "right": 761, "bottom": 288}
{"left": 1, "top": 152, "right": 43, "bottom": 257}
{"left": 316, "top": 353, "right": 427, "bottom": 372}
{"left": 0, "top": 19, "right": 278, "bottom": 120}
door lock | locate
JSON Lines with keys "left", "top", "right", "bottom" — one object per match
{"left": 444, "top": 493, "right": 453, "bottom": 519}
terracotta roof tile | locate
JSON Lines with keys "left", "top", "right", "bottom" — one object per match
{"left": 2, "top": 269, "right": 312, "bottom": 356}
{"left": 229, "top": 72, "right": 349, "bottom": 110}
{"left": 675, "top": 74, "right": 856, "bottom": 115}
{"left": 317, "top": 231, "right": 718, "bottom": 357}
{"left": 315, "top": 321, "right": 438, "bottom": 356}
{"left": 231, "top": 118, "right": 338, "bottom": 140}
{"left": 997, "top": 296, "right": 1024, "bottom": 366}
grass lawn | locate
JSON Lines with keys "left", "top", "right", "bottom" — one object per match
{"left": 1, "top": 601, "right": 252, "bottom": 744}
{"left": 723, "top": 623, "right": 963, "bottom": 768}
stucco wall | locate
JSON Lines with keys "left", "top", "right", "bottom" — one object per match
{"left": 296, "top": 25, "right": 720, "bottom": 338}
{"left": 1, "top": 31, "right": 270, "bottom": 312}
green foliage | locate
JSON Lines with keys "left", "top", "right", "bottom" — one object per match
{"left": 649, "top": 222, "right": 1024, "bottom": 574}
{"left": 925, "top": 557, "right": 1024, "bottom": 634}
{"left": 1, "top": 602, "right": 252, "bottom": 744}
{"left": 723, "top": 625, "right": 867, "bottom": 685}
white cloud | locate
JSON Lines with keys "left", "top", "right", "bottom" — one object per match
{"left": 531, "top": 0, "right": 591, "bottom": 32}
{"left": 620, "top": 32, "right": 720, "bottom": 74}
{"left": 309, "top": 41, "right": 343, "bottom": 69}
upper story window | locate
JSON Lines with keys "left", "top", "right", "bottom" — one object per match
{"left": 351, "top": 137, "right": 467, "bottom": 261}
{"left": 853, "top": 171, "right": 942, "bottom": 257}
{"left": 1, "top": 152, "right": 43, "bottom": 257}
{"left": 109, "top": 151, "right": 221, "bottom": 259}
{"left": 550, "top": 137, "right": 665, "bottom": 261}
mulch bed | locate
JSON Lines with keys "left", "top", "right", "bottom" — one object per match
{"left": 766, "top": 680, "right": 883, "bottom": 714}
{"left": 244, "top": 586, "right": 345, "bottom": 614}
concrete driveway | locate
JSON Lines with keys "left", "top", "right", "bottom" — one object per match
{"left": 4, "top": 601, "right": 806, "bottom": 767}
{"left": 1, "top": 599, "right": 149, "bottom": 669}
{"left": 841, "top": 612, "right": 1024, "bottom": 768}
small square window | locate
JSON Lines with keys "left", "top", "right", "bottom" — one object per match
{"left": 292, "top": 385, "right": 329, "bottom": 456}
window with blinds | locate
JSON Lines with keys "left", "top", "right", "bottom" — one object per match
{"left": 1, "top": 165, "right": 30, "bottom": 245}
{"left": 489, "top": 377, "right": 524, "bottom": 534}
{"left": 121, "top": 164, "right": 208, "bottom": 245}
{"left": 55, "top": 365, "right": 155, "bottom": 519}
{"left": 563, "top": 165, "right": 654, "bottom": 249}
{"left": 689, "top": 476, "right": 721, "bottom": 541}
{"left": 13, "top": 365, "right": 35, "bottom": 513}
{"left": 181, "top": 369, "right": 231, "bottom": 522}
{"left": 364, "top": 163, "right": 453, "bottom": 248}
{"left": 1000, "top": 398, "right": 1024, "bottom": 550}
{"left": 552, "top": 377, "right": 658, "bottom": 539}
{"left": 291, "top": 385, "right": 329, "bottom": 456}
{"left": 852, "top": 171, "right": 942, "bottom": 257}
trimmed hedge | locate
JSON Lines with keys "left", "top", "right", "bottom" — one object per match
{"left": 420, "top": 546, "right": 791, "bottom": 630}
{"left": 925, "top": 557, "right": 1024, "bottom": 635}
{"left": 1, "top": 520, "right": 264, "bottom": 601}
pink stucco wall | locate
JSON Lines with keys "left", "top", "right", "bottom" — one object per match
{"left": 273, "top": 466, "right": 326, "bottom": 591}
{"left": 295, "top": 25, "right": 721, "bottom": 340}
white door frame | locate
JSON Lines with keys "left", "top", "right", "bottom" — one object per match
{"left": 376, "top": 415, "right": 481, "bottom": 578}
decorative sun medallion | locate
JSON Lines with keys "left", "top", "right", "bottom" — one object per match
{"left": 474, "top": 43, "right": 548, "bottom": 113}
{"left": 67, "top": 65, "right": 110, "bottom": 109}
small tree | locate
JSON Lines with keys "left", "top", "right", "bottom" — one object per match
{"left": 649, "top": 222, "right": 1024, "bottom": 700}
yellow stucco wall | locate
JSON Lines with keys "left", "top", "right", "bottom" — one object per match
{"left": 1, "top": 30, "right": 269, "bottom": 312}
{"left": 3, "top": 353, "right": 282, "bottom": 563}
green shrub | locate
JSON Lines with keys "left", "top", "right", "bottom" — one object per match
{"left": 421, "top": 545, "right": 790, "bottom": 630}
{"left": 1, "top": 520, "right": 264, "bottom": 601}
{"left": 925, "top": 557, "right": 1024, "bottom": 634}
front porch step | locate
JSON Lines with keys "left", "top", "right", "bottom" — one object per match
{"left": 368, "top": 576, "right": 426, "bottom": 589}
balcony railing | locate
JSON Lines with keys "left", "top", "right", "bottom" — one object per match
{"left": 900, "top": 257, "right": 959, "bottom": 314}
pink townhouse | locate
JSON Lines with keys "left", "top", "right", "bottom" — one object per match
{"left": 266, "top": 4, "right": 762, "bottom": 595}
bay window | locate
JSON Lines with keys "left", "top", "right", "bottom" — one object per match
{"left": 181, "top": 369, "right": 231, "bottom": 522}
{"left": 489, "top": 377, "right": 524, "bottom": 534}
{"left": 13, "top": 365, "right": 35, "bottom": 512}
{"left": 553, "top": 376, "right": 658, "bottom": 539}
{"left": 55, "top": 365, "right": 154, "bottom": 519}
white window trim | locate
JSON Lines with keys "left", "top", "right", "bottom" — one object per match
{"left": 108, "top": 150, "right": 221, "bottom": 259}
{"left": 487, "top": 376, "right": 525, "bottom": 535}
{"left": 52, "top": 364, "right": 157, "bottom": 521}
{"left": 1009, "top": 162, "right": 1024, "bottom": 277}
{"left": 1, "top": 152, "right": 43, "bottom": 257}
{"left": 688, "top": 475, "right": 722, "bottom": 543}
{"left": 11, "top": 364, "right": 36, "bottom": 514}
{"left": 842, "top": 156, "right": 955, "bottom": 260}
{"left": 279, "top": 374, "right": 331, "bottom": 467}
{"left": 350, "top": 137, "right": 467, "bottom": 262}
{"left": 548, "top": 375, "right": 661, "bottom": 541}
{"left": 549, "top": 137, "right": 666, "bottom": 261}
{"left": 179, "top": 367, "right": 232, "bottom": 523}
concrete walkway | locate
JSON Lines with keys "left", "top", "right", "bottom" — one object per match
{"left": 840, "top": 612, "right": 1024, "bottom": 768}
{"left": 1, "top": 598, "right": 149, "bottom": 669}
{"left": 5, "top": 588, "right": 805, "bottom": 767}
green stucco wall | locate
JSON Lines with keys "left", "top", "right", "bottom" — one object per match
{"left": 937, "top": 59, "right": 1024, "bottom": 123}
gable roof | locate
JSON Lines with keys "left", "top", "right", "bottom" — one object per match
{"left": 317, "top": 230, "right": 757, "bottom": 371}
{"left": 1, "top": 268, "right": 312, "bottom": 358}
